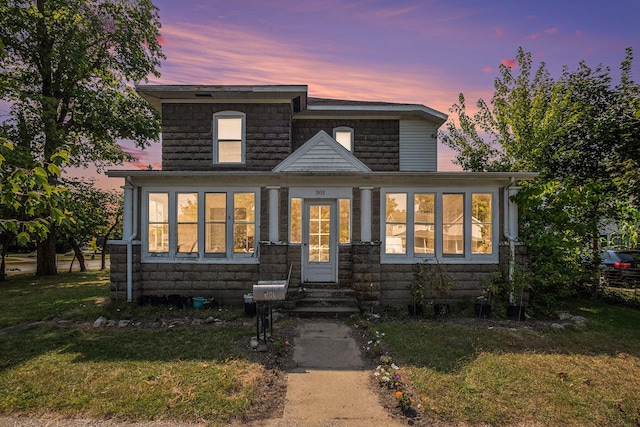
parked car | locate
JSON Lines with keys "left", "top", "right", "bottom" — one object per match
{"left": 600, "top": 249, "right": 640, "bottom": 287}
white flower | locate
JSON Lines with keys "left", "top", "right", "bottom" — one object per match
{"left": 391, "top": 363, "right": 399, "bottom": 370}
{"left": 381, "top": 376, "right": 390, "bottom": 382}
{"left": 374, "top": 372, "right": 380, "bottom": 377}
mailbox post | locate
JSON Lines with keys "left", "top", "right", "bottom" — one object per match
{"left": 253, "top": 281, "right": 287, "bottom": 343}
{"left": 252, "top": 266, "right": 291, "bottom": 344}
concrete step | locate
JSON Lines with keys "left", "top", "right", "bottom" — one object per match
{"left": 300, "top": 288, "right": 356, "bottom": 298}
{"left": 295, "top": 296, "right": 359, "bottom": 308}
{"left": 287, "top": 306, "right": 361, "bottom": 318}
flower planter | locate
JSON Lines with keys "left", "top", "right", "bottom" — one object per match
{"left": 507, "top": 305, "right": 526, "bottom": 321}
{"left": 474, "top": 303, "right": 492, "bottom": 319}
{"left": 244, "top": 293, "right": 256, "bottom": 317}
{"left": 407, "top": 304, "right": 423, "bottom": 317}
{"left": 433, "top": 303, "right": 450, "bottom": 318}
{"left": 192, "top": 296, "right": 206, "bottom": 309}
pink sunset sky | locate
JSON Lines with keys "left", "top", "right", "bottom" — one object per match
{"left": 68, "top": 0, "right": 638, "bottom": 190}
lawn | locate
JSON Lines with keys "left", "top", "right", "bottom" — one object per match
{"left": 370, "top": 301, "right": 640, "bottom": 426}
{"left": 0, "top": 271, "right": 263, "bottom": 425}
{"left": 2, "top": 271, "right": 640, "bottom": 426}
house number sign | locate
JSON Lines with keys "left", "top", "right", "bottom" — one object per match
{"left": 314, "top": 189, "right": 326, "bottom": 196}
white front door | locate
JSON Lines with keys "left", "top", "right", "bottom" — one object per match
{"left": 303, "top": 200, "right": 337, "bottom": 283}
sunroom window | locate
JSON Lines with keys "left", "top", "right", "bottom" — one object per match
{"left": 381, "top": 190, "right": 497, "bottom": 263}
{"left": 148, "top": 193, "right": 169, "bottom": 253}
{"left": 385, "top": 193, "right": 407, "bottom": 254}
{"left": 205, "top": 193, "right": 226, "bottom": 254}
{"left": 472, "top": 193, "right": 493, "bottom": 254}
{"left": 414, "top": 193, "right": 435, "bottom": 254}
{"left": 177, "top": 193, "right": 198, "bottom": 254}
{"left": 443, "top": 194, "right": 464, "bottom": 255}
{"left": 144, "top": 190, "right": 257, "bottom": 261}
{"left": 233, "top": 193, "right": 255, "bottom": 253}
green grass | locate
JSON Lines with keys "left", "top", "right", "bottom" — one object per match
{"left": 0, "top": 325, "right": 258, "bottom": 422}
{"left": 0, "top": 270, "right": 111, "bottom": 328}
{"left": 0, "top": 271, "right": 266, "bottom": 424}
{"left": 371, "top": 301, "right": 640, "bottom": 426}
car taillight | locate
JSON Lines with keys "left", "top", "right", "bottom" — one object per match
{"left": 614, "top": 261, "right": 632, "bottom": 268}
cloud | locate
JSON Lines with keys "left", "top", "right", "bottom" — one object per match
{"left": 495, "top": 27, "right": 503, "bottom": 37}
{"left": 527, "top": 27, "right": 559, "bottom": 40}
{"left": 501, "top": 58, "right": 518, "bottom": 69}
{"left": 153, "top": 23, "right": 459, "bottom": 111}
{"left": 372, "top": 5, "right": 421, "bottom": 19}
{"left": 482, "top": 66, "right": 493, "bottom": 73}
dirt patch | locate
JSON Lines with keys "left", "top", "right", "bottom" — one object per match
{"left": 228, "top": 317, "right": 299, "bottom": 425}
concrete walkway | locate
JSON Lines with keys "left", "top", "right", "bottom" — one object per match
{"left": 0, "top": 320, "right": 406, "bottom": 427}
{"left": 260, "top": 319, "right": 406, "bottom": 427}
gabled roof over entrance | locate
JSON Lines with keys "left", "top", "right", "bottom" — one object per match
{"left": 274, "top": 130, "right": 372, "bottom": 173}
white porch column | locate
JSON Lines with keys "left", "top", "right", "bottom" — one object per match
{"left": 122, "top": 182, "right": 134, "bottom": 238}
{"left": 267, "top": 186, "right": 280, "bottom": 242}
{"left": 360, "top": 187, "right": 373, "bottom": 242}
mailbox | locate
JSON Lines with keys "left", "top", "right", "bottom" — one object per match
{"left": 253, "top": 280, "right": 288, "bottom": 301}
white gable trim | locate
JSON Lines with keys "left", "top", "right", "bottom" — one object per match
{"left": 273, "top": 130, "right": 371, "bottom": 173}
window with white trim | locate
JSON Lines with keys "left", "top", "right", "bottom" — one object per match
{"left": 414, "top": 193, "right": 435, "bottom": 254}
{"left": 144, "top": 189, "right": 257, "bottom": 261}
{"left": 382, "top": 189, "right": 497, "bottom": 263}
{"left": 148, "top": 193, "right": 169, "bottom": 253}
{"left": 213, "top": 111, "right": 245, "bottom": 164}
{"left": 472, "top": 193, "right": 493, "bottom": 255}
{"left": 333, "top": 126, "right": 354, "bottom": 152}
{"left": 443, "top": 193, "right": 464, "bottom": 255}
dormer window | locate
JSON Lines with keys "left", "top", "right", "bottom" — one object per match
{"left": 333, "top": 126, "right": 354, "bottom": 152}
{"left": 213, "top": 111, "right": 245, "bottom": 164}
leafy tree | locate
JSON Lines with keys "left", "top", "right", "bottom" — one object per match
{"left": 0, "top": 137, "right": 70, "bottom": 279}
{"left": 0, "top": 0, "right": 164, "bottom": 275}
{"left": 441, "top": 48, "right": 639, "bottom": 308}
{"left": 58, "top": 179, "right": 121, "bottom": 272}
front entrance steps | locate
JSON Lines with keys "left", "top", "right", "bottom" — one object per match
{"left": 286, "top": 283, "right": 360, "bottom": 318}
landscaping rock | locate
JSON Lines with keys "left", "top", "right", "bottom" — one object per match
{"left": 571, "top": 315, "right": 587, "bottom": 326}
{"left": 93, "top": 316, "right": 107, "bottom": 328}
{"left": 551, "top": 323, "right": 565, "bottom": 329}
{"left": 558, "top": 312, "right": 572, "bottom": 321}
{"left": 118, "top": 320, "right": 130, "bottom": 328}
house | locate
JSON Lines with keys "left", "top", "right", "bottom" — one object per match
{"left": 107, "top": 84, "right": 535, "bottom": 311}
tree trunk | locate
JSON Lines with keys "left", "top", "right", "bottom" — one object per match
{"left": 36, "top": 227, "right": 58, "bottom": 276}
{"left": 0, "top": 244, "right": 7, "bottom": 282}
{"left": 101, "top": 220, "right": 119, "bottom": 270}
{"left": 68, "top": 236, "right": 86, "bottom": 272}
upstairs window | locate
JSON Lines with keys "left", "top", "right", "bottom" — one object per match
{"left": 333, "top": 126, "right": 354, "bottom": 152}
{"left": 214, "top": 111, "right": 245, "bottom": 164}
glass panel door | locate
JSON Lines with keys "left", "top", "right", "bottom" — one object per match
{"left": 303, "top": 201, "right": 337, "bottom": 282}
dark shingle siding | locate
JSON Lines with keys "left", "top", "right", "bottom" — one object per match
{"left": 162, "top": 103, "right": 292, "bottom": 171}
{"left": 292, "top": 119, "right": 400, "bottom": 171}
